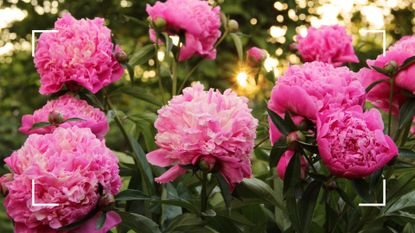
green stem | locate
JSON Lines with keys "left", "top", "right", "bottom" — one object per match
{"left": 154, "top": 33, "right": 166, "bottom": 104}
{"left": 201, "top": 172, "right": 208, "bottom": 213}
{"left": 172, "top": 58, "right": 178, "bottom": 96}
{"left": 254, "top": 136, "right": 269, "bottom": 149}
{"left": 388, "top": 77, "right": 395, "bottom": 136}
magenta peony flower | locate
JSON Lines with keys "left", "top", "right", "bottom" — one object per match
{"left": 0, "top": 127, "right": 121, "bottom": 232}
{"left": 146, "top": 82, "right": 258, "bottom": 189}
{"left": 296, "top": 25, "right": 359, "bottom": 66}
{"left": 19, "top": 94, "right": 109, "bottom": 139}
{"left": 247, "top": 47, "right": 267, "bottom": 65}
{"left": 146, "top": 0, "right": 221, "bottom": 61}
{"left": 268, "top": 62, "right": 365, "bottom": 122}
{"left": 316, "top": 106, "right": 398, "bottom": 178}
{"left": 34, "top": 13, "right": 124, "bottom": 95}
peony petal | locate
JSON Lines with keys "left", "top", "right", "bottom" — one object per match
{"left": 73, "top": 211, "right": 121, "bottom": 233}
{"left": 155, "top": 165, "right": 187, "bottom": 183}
{"left": 146, "top": 149, "right": 175, "bottom": 167}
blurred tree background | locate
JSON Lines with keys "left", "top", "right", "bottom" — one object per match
{"left": 0, "top": 0, "right": 414, "bottom": 232}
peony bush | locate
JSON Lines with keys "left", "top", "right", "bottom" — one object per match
{"left": 2, "top": 1, "right": 415, "bottom": 233}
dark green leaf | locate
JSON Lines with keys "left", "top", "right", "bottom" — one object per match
{"left": 399, "top": 55, "right": 415, "bottom": 71}
{"left": 267, "top": 107, "right": 290, "bottom": 136}
{"left": 399, "top": 98, "right": 415, "bottom": 129}
{"left": 399, "top": 148, "right": 415, "bottom": 159}
{"left": 371, "top": 65, "right": 392, "bottom": 77}
{"left": 164, "top": 213, "right": 204, "bottom": 233}
{"left": 352, "top": 179, "right": 371, "bottom": 202}
{"left": 284, "top": 111, "right": 297, "bottom": 131}
{"left": 283, "top": 152, "right": 301, "bottom": 195}
{"left": 29, "top": 121, "right": 50, "bottom": 130}
{"left": 153, "top": 199, "right": 199, "bottom": 214}
{"left": 269, "top": 137, "right": 287, "bottom": 168}
{"left": 365, "top": 79, "right": 388, "bottom": 93}
{"left": 230, "top": 33, "right": 244, "bottom": 61}
{"left": 115, "top": 189, "right": 150, "bottom": 201}
{"left": 214, "top": 173, "right": 232, "bottom": 210}
{"left": 384, "top": 190, "right": 415, "bottom": 214}
{"left": 234, "top": 178, "right": 282, "bottom": 208}
{"left": 95, "top": 211, "right": 107, "bottom": 230}
{"left": 299, "top": 180, "right": 322, "bottom": 233}
{"left": 124, "top": 63, "right": 135, "bottom": 83}
{"left": 128, "top": 44, "right": 155, "bottom": 67}
{"left": 335, "top": 188, "right": 356, "bottom": 208}
{"left": 201, "top": 209, "right": 216, "bottom": 217}
{"left": 116, "top": 211, "right": 161, "bottom": 233}
{"left": 403, "top": 223, "right": 415, "bottom": 233}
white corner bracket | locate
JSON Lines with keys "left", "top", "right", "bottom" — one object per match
{"left": 358, "top": 179, "right": 386, "bottom": 207}
{"left": 31, "top": 179, "right": 59, "bottom": 207}
{"left": 360, "top": 29, "right": 386, "bottom": 57}
{"left": 31, "top": 30, "right": 58, "bottom": 57}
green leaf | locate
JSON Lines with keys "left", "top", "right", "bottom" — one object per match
{"left": 299, "top": 180, "right": 322, "bottom": 233}
{"left": 201, "top": 209, "right": 216, "bottom": 217}
{"left": 128, "top": 44, "right": 155, "bottom": 67}
{"left": 335, "top": 187, "right": 356, "bottom": 208}
{"left": 399, "top": 148, "right": 415, "bottom": 159}
{"left": 283, "top": 152, "right": 301, "bottom": 195}
{"left": 214, "top": 172, "right": 232, "bottom": 210}
{"left": 95, "top": 211, "right": 107, "bottom": 230}
{"left": 267, "top": 107, "right": 290, "bottom": 136}
{"left": 29, "top": 121, "right": 50, "bottom": 130}
{"left": 153, "top": 199, "right": 199, "bottom": 214}
{"left": 399, "top": 98, "right": 415, "bottom": 129}
{"left": 399, "top": 55, "right": 415, "bottom": 71}
{"left": 230, "top": 33, "right": 244, "bottom": 61}
{"left": 384, "top": 190, "right": 415, "bottom": 214}
{"left": 234, "top": 178, "right": 282, "bottom": 209}
{"left": 115, "top": 189, "right": 150, "bottom": 201}
{"left": 116, "top": 211, "right": 161, "bottom": 233}
{"left": 164, "top": 213, "right": 204, "bottom": 233}
{"left": 365, "top": 79, "right": 388, "bottom": 93}
{"left": 403, "top": 223, "right": 415, "bottom": 233}
{"left": 352, "top": 179, "right": 371, "bottom": 202}
{"left": 111, "top": 85, "right": 163, "bottom": 107}
{"left": 371, "top": 65, "right": 392, "bottom": 77}
{"left": 63, "top": 117, "right": 85, "bottom": 123}
{"left": 124, "top": 63, "right": 135, "bottom": 83}
{"left": 269, "top": 137, "right": 287, "bottom": 168}
{"left": 284, "top": 111, "right": 297, "bottom": 131}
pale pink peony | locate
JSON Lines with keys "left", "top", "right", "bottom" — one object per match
{"left": 296, "top": 25, "right": 359, "bottom": 66}
{"left": 247, "top": 47, "right": 266, "bottom": 65}
{"left": 268, "top": 61, "right": 365, "bottom": 122}
{"left": 1, "top": 127, "right": 121, "bottom": 232}
{"left": 146, "top": 0, "right": 221, "bottom": 61}
{"left": 34, "top": 13, "right": 124, "bottom": 95}
{"left": 316, "top": 106, "right": 398, "bottom": 178}
{"left": 19, "top": 94, "right": 108, "bottom": 139}
{"left": 146, "top": 82, "right": 258, "bottom": 189}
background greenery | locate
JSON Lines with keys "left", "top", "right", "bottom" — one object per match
{"left": 1, "top": 0, "right": 415, "bottom": 232}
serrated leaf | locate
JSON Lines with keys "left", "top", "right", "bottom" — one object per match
{"left": 230, "top": 33, "right": 243, "bottom": 61}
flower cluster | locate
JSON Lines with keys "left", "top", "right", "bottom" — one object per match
{"left": 147, "top": 82, "right": 258, "bottom": 189}
{"left": 34, "top": 13, "right": 124, "bottom": 94}
{"left": 146, "top": 0, "right": 221, "bottom": 61}
{"left": 1, "top": 127, "right": 121, "bottom": 233}
{"left": 20, "top": 94, "right": 109, "bottom": 139}
{"left": 295, "top": 25, "right": 359, "bottom": 66}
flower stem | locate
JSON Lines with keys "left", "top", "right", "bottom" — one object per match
{"left": 387, "top": 77, "right": 395, "bottom": 136}
{"left": 201, "top": 172, "right": 208, "bottom": 213}
{"left": 154, "top": 33, "right": 166, "bottom": 104}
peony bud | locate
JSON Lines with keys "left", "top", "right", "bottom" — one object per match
{"left": 384, "top": 60, "right": 399, "bottom": 75}
{"left": 48, "top": 110, "right": 64, "bottom": 125}
{"left": 228, "top": 19, "right": 239, "bottom": 33}
{"left": 154, "top": 17, "right": 167, "bottom": 30}
{"left": 247, "top": 47, "right": 267, "bottom": 67}
{"left": 297, "top": 119, "right": 311, "bottom": 131}
{"left": 115, "top": 50, "right": 128, "bottom": 63}
{"left": 286, "top": 131, "right": 305, "bottom": 151}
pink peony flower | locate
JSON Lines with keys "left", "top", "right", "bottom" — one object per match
{"left": 19, "top": 94, "right": 109, "bottom": 139}
{"left": 247, "top": 47, "right": 267, "bottom": 65}
{"left": 316, "top": 106, "right": 398, "bottom": 178}
{"left": 146, "top": 82, "right": 258, "bottom": 189}
{"left": 146, "top": 0, "right": 221, "bottom": 61}
{"left": 1, "top": 127, "right": 121, "bottom": 232}
{"left": 268, "top": 61, "right": 365, "bottom": 122}
{"left": 34, "top": 13, "right": 124, "bottom": 95}
{"left": 296, "top": 25, "right": 359, "bottom": 66}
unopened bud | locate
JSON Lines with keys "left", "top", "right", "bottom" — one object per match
{"left": 384, "top": 60, "right": 398, "bottom": 74}
{"left": 115, "top": 50, "right": 128, "bottom": 63}
{"left": 286, "top": 131, "right": 305, "bottom": 151}
{"left": 247, "top": 47, "right": 267, "bottom": 67}
{"left": 228, "top": 19, "right": 239, "bottom": 33}
{"left": 154, "top": 17, "right": 167, "bottom": 30}
{"left": 198, "top": 157, "right": 216, "bottom": 172}
{"left": 0, "top": 173, "right": 13, "bottom": 196}
{"left": 48, "top": 110, "right": 64, "bottom": 125}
